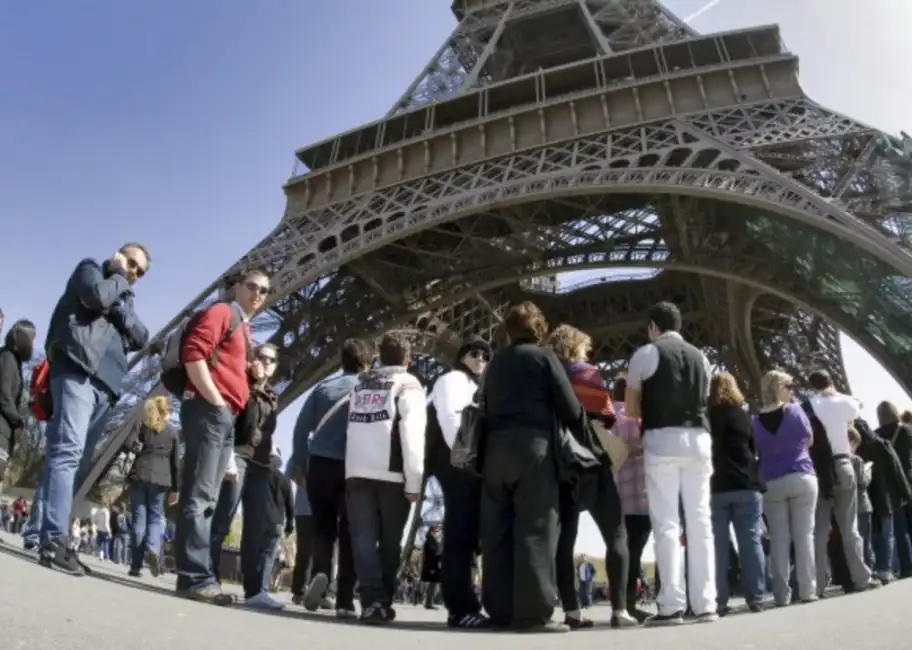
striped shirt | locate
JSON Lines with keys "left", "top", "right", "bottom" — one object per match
{"left": 612, "top": 401, "right": 648, "bottom": 515}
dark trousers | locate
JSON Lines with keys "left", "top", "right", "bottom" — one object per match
{"left": 437, "top": 466, "right": 483, "bottom": 617}
{"left": 346, "top": 477, "right": 411, "bottom": 608}
{"left": 624, "top": 514, "right": 652, "bottom": 606}
{"left": 209, "top": 455, "right": 248, "bottom": 582}
{"left": 892, "top": 504, "right": 912, "bottom": 576}
{"left": 480, "top": 430, "right": 559, "bottom": 627}
{"left": 174, "top": 398, "right": 235, "bottom": 592}
{"left": 858, "top": 511, "right": 874, "bottom": 570}
{"left": 556, "top": 468, "right": 629, "bottom": 613}
{"left": 292, "top": 515, "right": 314, "bottom": 596}
{"left": 307, "top": 456, "right": 355, "bottom": 609}
{"left": 239, "top": 463, "right": 273, "bottom": 598}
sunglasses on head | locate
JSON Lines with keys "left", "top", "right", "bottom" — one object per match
{"left": 245, "top": 281, "right": 270, "bottom": 296}
{"left": 257, "top": 354, "right": 277, "bottom": 365}
{"left": 126, "top": 257, "right": 146, "bottom": 279}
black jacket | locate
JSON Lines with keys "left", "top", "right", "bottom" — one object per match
{"left": 708, "top": 404, "right": 764, "bottom": 494}
{"left": 0, "top": 345, "right": 26, "bottom": 458}
{"left": 421, "top": 532, "right": 442, "bottom": 583}
{"left": 266, "top": 466, "right": 294, "bottom": 529}
{"left": 234, "top": 382, "right": 278, "bottom": 466}
{"left": 802, "top": 401, "right": 838, "bottom": 500}
{"left": 125, "top": 422, "right": 180, "bottom": 492}
{"left": 858, "top": 418, "right": 912, "bottom": 517}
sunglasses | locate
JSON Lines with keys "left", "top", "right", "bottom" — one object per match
{"left": 126, "top": 257, "right": 146, "bottom": 279}
{"left": 245, "top": 281, "right": 270, "bottom": 296}
{"left": 257, "top": 355, "right": 277, "bottom": 365}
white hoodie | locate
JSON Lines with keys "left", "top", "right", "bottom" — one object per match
{"left": 345, "top": 366, "right": 427, "bottom": 494}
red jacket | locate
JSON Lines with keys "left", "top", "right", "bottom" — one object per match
{"left": 181, "top": 303, "right": 250, "bottom": 413}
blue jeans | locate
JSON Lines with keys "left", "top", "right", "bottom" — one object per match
{"left": 711, "top": 490, "right": 766, "bottom": 607}
{"left": 858, "top": 512, "right": 874, "bottom": 570}
{"left": 873, "top": 514, "right": 896, "bottom": 576}
{"left": 96, "top": 532, "right": 110, "bottom": 559}
{"left": 578, "top": 581, "right": 593, "bottom": 608}
{"left": 239, "top": 463, "right": 274, "bottom": 598}
{"left": 37, "top": 371, "right": 112, "bottom": 546}
{"left": 893, "top": 505, "right": 912, "bottom": 576}
{"left": 262, "top": 529, "right": 282, "bottom": 594}
{"left": 209, "top": 455, "right": 249, "bottom": 582}
{"left": 173, "top": 398, "right": 235, "bottom": 592}
{"left": 130, "top": 481, "right": 167, "bottom": 572}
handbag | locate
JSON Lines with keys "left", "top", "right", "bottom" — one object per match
{"left": 450, "top": 381, "right": 487, "bottom": 476}
{"left": 553, "top": 412, "right": 600, "bottom": 483}
{"left": 590, "top": 420, "right": 631, "bottom": 471}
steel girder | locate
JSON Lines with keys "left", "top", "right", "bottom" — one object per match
{"left": 75, "top": 25, "right": 911, "bottom": 525}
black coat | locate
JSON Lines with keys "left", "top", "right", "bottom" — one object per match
{"left": 0, "top": 346, "right": 25, "bottom": 460}
{"left": 421, "top": 532, "right": 442, "bottom": 583}
{"left": 234, "top": 382, "right": 278, "bottom": 466}
{"left": 125, "top": 422, "right": 180, "bottom": 492}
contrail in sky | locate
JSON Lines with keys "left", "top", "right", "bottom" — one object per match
{"left": 682, "top": 0, "right": 726, "bottom": 23}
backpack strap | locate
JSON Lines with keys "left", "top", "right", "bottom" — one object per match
{"left": 209, "top": 303, "right": 247, "bottom": 367}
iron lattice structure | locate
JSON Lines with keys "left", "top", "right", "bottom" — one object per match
{"left": 77, "top": 2, "right": 912, "bottom": 555}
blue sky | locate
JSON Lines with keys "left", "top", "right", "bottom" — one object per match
{"left": 2, "top": 1, "right": 910, "bottom": 555}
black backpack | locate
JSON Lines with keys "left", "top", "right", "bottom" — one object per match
{"left": 159, "top": 302, "right": 245, "bottom": 397}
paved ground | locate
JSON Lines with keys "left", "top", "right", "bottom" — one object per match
{"left": 0, "top": 532, "right": 909, "bottom": 650}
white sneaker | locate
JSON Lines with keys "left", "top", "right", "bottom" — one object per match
{"left": 245, "top": 592, "right": 285, "bottom": 610}
{"left": 336, "top": 608, "right": 357, "bottom": 619}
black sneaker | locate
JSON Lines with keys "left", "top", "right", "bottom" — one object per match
{"left": 303, "top": 573, "right": 329, "bottom": 612}
{"left": 38, "top": 541, "right": 85, "bottom": 576}
{"left": 146, "top": 551, "right": 161, "bottom": 578}
{"left": 747, "top": 601, "right": 765, "bottom": 613}
{"left": 23, "top": 539, "right": 37, "bottom": 552}
{"left": 359, "top": 601, "right": 390, "bottom": 625}
{"left": 645, "top": 610, "right": 685, "bottom": 626}
{"left": 128, "top": 569, "right": 142, "bottom": 578}
{"left": 564, "top": 615, "right": 594, "bottom": 630}
{"left": 447, "top": 612, "right": 490, "bottom": 629}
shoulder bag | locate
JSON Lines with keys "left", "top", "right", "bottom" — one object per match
{"left": 450, "top": 377, "right": 487, "bottom": 476}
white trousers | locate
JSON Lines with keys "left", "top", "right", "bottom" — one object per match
{"left": 645, "top": 453, "right": 716, "bottom": 615}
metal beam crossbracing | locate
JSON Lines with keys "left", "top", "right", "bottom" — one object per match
{"left": 78, "top": 9, "right": 912, "bottom": 513}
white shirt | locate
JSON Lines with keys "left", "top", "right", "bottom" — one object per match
{"left": 808, "top": 392, "right": 861, "bottom": 457}
{"left": 429, "top": 370, "right": 477, "bottom": 448}
{"left": 627, "top": 331, "right": 712, "bottom": 460}
{"left": 91, "top": 507, "right": 111, "bottom": 534}
{"left": 345, "top": 366, "right": 427, "bottom": 494}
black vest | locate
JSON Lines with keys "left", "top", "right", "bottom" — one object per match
{"left": 640, "top": 334, "right": 709, "bottom": 432}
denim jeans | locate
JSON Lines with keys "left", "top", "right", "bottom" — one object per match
{"left": 209, "top": 455, "right": 249, "bottom": 581}
{"left": 112, "top": 534, "right": 129, "bottom": 564}
{"left": 711, "top": 490, "right": 766, "bottom": 607}
{"left": 892, "top": 505, "right": 912, "bottom": 576}
{"left": 873, "top": 514, "right": 896, "bottom": 576}
{"left": 239, "top": 463, "right": 274, "bottom": 599}
{"left": 346, "top": 478, "right": 411, "bottom": 608}
{"left": 130, "top": 481, "right": 168, "bottom": 572}
{"left": 578, "top": 581, "right": 593, "bottom": 608}
{"left": 38, "top": 371, "right": 112, "bottom": 546}
{"left": 259, "top": 525, "right": 283, "bottom": 595}
{"left": 858, "top": 512, "right": 874, "bottom": 570}
{"left": 96, "top": 532, "right": 110, "bottom": 559}
{"left": 173, "top": 398, "right": 235, "bottom": 592}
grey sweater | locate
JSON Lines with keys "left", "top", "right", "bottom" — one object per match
{"left": 851, "top": 454, "right": 873, "bottom": 515}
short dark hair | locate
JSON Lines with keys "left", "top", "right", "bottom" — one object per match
{"left": 242, "top": 267, "right": 270, "bottom": 282}
{"left": 808, "top": 369, "right": 833, "bottom": 391}
{"left": 121, "top": 242, "right": 151, "bottom": 265}
{"left": 502, "top": 301, "right": 549, "bottom": 345}
{"left": 612, "top": 376, "right": 627, "bottom": 402}
{"left": 647, "top": 302, "right": 682, "bottom": 334}
{"left": 901, "top": 410, "right": 912, "bottom": 424}
{"left": 877, "top": 401, "right": 900, "bottom": 427}
{"left": 341, "top": 338, "right": 374, "bottom": 373}
{"left": 378, "top": 332, "right": 410, "bottom": 366}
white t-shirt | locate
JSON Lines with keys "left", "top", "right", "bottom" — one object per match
{"left": 91, "top": 507, "right": 111, "bottom": 534}
{"left": 429, "top": 370, "right": 477, "bottom": 449}
{"left": 809, "top": 392, "right": 861, "bottom": 457}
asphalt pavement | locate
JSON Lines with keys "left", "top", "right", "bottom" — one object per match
{"left": 0, "top": 531, "right": 908, "bottom": 650}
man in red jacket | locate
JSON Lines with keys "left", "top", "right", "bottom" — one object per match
{"left": 173, "top": 268, "right": 269, "bottom": 605}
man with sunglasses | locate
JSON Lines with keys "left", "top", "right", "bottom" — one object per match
{"left": 36, "top": 244, "right": 151, "bottom": 575}
{"left": 173, "top": 268, "right": 268, "bottom": 605}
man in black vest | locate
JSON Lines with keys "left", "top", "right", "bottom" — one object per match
{"left": 625, "top": 302, "right": 716, "bottom": 626}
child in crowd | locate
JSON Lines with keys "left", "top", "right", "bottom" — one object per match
{"left": 849, "top": 425, "right": 874, "bottom": 570}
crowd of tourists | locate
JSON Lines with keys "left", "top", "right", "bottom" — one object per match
{"left": 1, "top": 246, "right": 912, "bottom": 634}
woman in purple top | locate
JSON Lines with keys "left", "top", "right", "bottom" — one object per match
{"left": 751, "top": 370, "right": 819, "bottom": 606}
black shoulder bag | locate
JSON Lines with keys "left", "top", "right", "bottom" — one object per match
{"left": 450, "top": 377, "right": 487, "bottom": 476}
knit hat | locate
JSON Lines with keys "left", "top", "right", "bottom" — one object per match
{"left": 455, "top": 335, "right": 491, "bottom": 362}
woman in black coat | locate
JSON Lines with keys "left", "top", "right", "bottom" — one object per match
{"left": 0, "top": 320, "right": 36, "bottom": 482}
{"left": 421, "top": 526, "right": 442, "bottom": 608}
{"left": 125, "top": 396, "right": 180, "bottom": 578}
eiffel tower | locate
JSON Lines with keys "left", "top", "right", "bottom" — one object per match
{"left": 77, "top": 0, "right": 912, "bottom": 548}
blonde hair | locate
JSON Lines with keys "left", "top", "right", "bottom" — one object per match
{"left": 709, "top": 372, "right": 746, "bottom": 407}
{"left": 548, "top": 324, "right": 592, "bottom": 362}
{"left": 143, "top": 396, "right": 170, "bottom": 433}
{"left": 760, "top": 370, "right": 792, "bottom": 407}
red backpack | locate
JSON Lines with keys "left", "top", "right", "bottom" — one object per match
{"left": 29, "top": 359, "right": 53, "bottom": 422}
